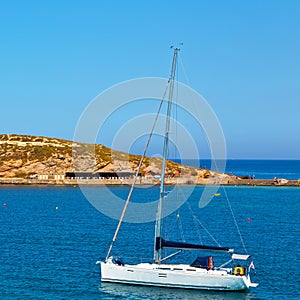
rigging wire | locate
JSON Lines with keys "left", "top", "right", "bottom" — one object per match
{"left": 176, "top": 212, "right": 185, "bottom": 242}
{"left": 222, "top": 187, "right": 248, "bottom": 254}
{"left": 174, "top": 53, "right": 185, "bottom": 243}
{"left": 179, "top": 52, "right": 248, "bottom": 255}
{"left": 105, "top": 82, "right": 170, "bottom": 261}
{"left": 162, "top": 52, "right": 187, "bottom": 260}
{"left": 185, "top": 200, "right": 221, "bottom": 247}
{"left": 178, "top": 52, "right": 192, "bottom": 87}
{"left": 179, "top": 51, "right": 247, "bottom": 253}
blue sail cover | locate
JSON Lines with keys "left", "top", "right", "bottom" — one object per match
{"left": 155, "top": 237, "right": 233, "bottom": 253}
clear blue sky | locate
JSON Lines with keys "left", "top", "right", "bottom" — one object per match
{"left": 0, "top": 0, "right": 299, "bottom": 159}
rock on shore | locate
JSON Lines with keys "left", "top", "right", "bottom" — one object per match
{"left": 0, "top": 134, "right": 211, "bottom": 181}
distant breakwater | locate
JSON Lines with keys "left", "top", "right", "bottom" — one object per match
{"left": 0, "top": 177, "right": 299, "bottom": 187}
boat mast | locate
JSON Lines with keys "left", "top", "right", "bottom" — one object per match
{"left": 154, "top": 47, "right": 179, "bottom": 264}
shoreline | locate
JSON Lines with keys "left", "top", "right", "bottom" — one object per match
{"left": 0, "top": 178, "right": 299, "bottom": 187}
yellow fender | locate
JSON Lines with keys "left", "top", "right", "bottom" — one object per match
{"left": 233, "top": 266, "right": 245, "bottom": 276}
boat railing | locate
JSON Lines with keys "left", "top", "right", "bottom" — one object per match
{"left": 111, "top": 255, "right": 153, "bottom": 265}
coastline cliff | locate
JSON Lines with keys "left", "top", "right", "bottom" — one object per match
{"left": 0, "top": 134, "right": 299, "bottom": 186}
{"left": 0, "top": 134, "right": 209, "bottom": 181}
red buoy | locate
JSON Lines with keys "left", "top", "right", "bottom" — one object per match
{"left": 3, "top": 203, "right": 7, "bottom": 207}
{"left": 247, "top": 217, "right": 251, "bottom": 223}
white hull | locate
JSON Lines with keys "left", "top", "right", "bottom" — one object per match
{"left": 100, "top": 259, "right": 256, "bottom": 291}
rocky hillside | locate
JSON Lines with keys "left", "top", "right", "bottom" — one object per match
{"left": 0, "top": 134, "right": 208, "bottom": 179}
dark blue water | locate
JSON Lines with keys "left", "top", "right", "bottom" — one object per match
{"left": 172, "top": 159, "right": 300, "bottom": 180}
{"left": 1, "top": 185, "right": 299, "bottom": 299}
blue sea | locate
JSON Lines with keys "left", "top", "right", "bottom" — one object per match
{"left": 174, "top": 159, "right": 300, "bottom": 180}
{"left": 0, "top": 160, "right": 299, "bottom": 299}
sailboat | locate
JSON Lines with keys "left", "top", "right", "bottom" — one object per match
{"left": 99, "top": 48, "right": 258, "bottom": 291}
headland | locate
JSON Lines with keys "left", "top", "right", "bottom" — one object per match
{"left": 0, "top": 134, "right": 299, "bottom": 187}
